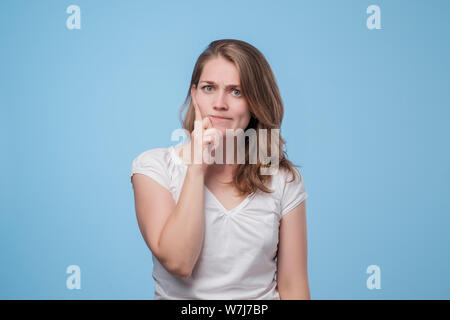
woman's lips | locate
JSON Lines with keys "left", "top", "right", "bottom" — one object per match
{"left": 210, "top": 115, "right": 232, "bottom": 121}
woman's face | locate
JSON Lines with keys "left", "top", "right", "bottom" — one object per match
{"left": 191, "top": 56, "right": 251, "bottom": 137}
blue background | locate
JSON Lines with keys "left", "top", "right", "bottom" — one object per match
{"left": 1, "top": 0, "right": 449, "bottom": 299}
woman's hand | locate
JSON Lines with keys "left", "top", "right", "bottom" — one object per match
{"left": 185, "top": 97, "right": 222, "bottom": 173}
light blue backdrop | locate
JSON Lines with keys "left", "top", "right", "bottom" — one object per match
{"left": 1, "top": 0, "right": 449, "bottom": 299}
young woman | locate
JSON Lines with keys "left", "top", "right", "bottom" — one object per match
{"left": 130, "top": 39, "right": 310, "bottom": 300}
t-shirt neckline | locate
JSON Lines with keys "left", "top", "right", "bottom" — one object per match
{"left": 168, "top": 145, "right": 255, "bottom": 216}
{"left": 204, "top": 186, "right": 255, "bottom": 215}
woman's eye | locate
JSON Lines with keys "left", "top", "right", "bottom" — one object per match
{"left": 201, "top": 85, "right": 240, "bottom": 96}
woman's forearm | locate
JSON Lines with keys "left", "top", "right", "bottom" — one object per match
{"left": 157, "top": 165, "right": 206, "bottom": 277}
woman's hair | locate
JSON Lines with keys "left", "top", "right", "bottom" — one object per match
{"left": 178, "top": 39, "right": 302, "bottom": 195}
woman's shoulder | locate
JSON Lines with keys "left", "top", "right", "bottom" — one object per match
{"left": 273, "top": 166, "right": 302, "bottom": 184}
{"left": 130, "top": 144, "right": 187, "bottom": 179}
{"left": 270, "top": 166, "right": 306, "bottom": 198}
{"left": 130, "top": 146, "right": 179, "bottom": 188}
{"left": 132, "top": 146, "right": 171, "bottom": 166}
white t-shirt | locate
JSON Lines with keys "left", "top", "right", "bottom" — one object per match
{"left": 130, "top": 145, "right": 309, "bottom": 300}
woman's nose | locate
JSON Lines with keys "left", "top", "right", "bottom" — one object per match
{"left": 213, "top": 90, "right": 228, "bottom": 110}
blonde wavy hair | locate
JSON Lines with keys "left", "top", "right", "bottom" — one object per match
{"left": 178, "top": 39, "right": 302, "bottom": 196}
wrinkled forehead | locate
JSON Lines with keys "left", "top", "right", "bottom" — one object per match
{"left": 200, "top": 57, "right": 241, "bottom": 87}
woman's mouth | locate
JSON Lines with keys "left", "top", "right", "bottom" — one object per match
{"left": 210, "top": 115, "right": 232, "bottom": 121}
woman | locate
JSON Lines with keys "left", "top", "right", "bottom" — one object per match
{"left": 130, "top": 39, "right": 310, "bottom": 300}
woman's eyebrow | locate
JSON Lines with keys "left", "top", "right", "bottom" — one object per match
{"left": 200, "top": 80, "right": 241, "bottom": 88}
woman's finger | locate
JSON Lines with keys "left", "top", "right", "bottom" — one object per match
{"left": 202, "top": 116, "right": 212, "bottom": 130}
{"left": 203, "top": 128, "right": 222, "bottom": 150}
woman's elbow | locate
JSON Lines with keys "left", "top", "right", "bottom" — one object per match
{"left": 278, "top": 281, "right": 311, "bottom": 300}
{"left": 278, "top": 289, "right": 311, "bottom": 300}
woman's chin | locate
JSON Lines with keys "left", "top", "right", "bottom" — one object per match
{"left": 209, "top": 125, "right": 225, "bottom": 135}
{"left": 217, "top": 128, "right": 236, "bottom": 138}
{"left": 210, "top": 125, "right": 246, "bottom": 139}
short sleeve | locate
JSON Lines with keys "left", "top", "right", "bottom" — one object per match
{"left": 280, "top": 168, "right": 309, "bottom": 217}
{"left": 130, "top": 149, "right": 171, "bottom": 191}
